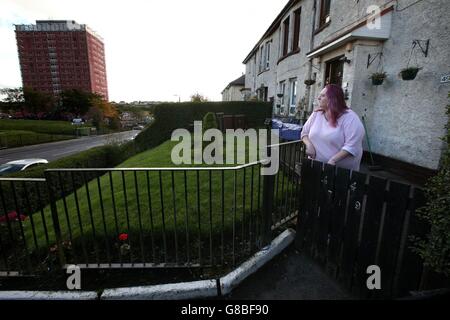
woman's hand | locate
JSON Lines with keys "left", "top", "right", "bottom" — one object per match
{"left": 328, "top": 150, "right": 351, "bottom": 166}
{"left": 305, "top": 142, "right": 316, "bottom": 159}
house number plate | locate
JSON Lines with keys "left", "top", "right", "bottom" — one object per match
{"left": 441, "top": 74, "right": 450, "bottom": 83}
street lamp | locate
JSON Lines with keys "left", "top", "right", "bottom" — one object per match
{"left": 173, "top": 94, "right": 181, "bottom": 103}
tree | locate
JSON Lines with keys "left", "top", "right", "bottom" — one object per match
{"left": 108, "top": 116, "right": 122, "bottom": 130}
{"left": 90, "top": 94, "right": 118, "bottom": 118}
{"left": 23, "top": 87, "right": 54, "bottom": 114}
{"left": 86, "top": 106, "right": 104, "bottom": 130}
{"left": 83, "top": 94, "right": 120, "bottom": 131}
{"left": 190, "top": 92, "right": 209, "bottom": 102}
{"left": 60, "top": 89, "right": 94, "bottom": 116}
{"left": 0, "top": 87, "right": 25, "bottom": 113}
{"left": 0, "top": 87, "right": 24, "bottom": 103}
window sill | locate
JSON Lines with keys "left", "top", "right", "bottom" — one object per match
{"left": 277, "top": 48, "right": 301, "bottom": 65}
{"left": 314, "top": 21, "right": 331, "bottom": 35}
{"left": 257, "top": 68, "right": 270, "bottom": 76}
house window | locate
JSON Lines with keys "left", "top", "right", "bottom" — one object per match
{"left": 325, "top": 56, "right": 344, "bottom": 87}
{"left": 265, "top": 41, "right": 271, "bottom": 69}
{"left": 279, "top": 81, "right": 286, "bottom": 114}
{"left": 259, "top": 44, "right": 264, "bottom": 73}
{"left": 319, "top": 0, "right": 331, "bottom": 27}
{"left": 283, "top": 17, "right": 290, "bottom": 56}
{"left": 293, "top": 8, "right": 301, "bottom": 50}
{"left": 289, "top": 79, "right": 298, "bottom": 116}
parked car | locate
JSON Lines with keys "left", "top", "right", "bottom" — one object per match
{"left": 71, "top": 118, "right": 85, "bottom": 125}
{"left": 132, "top": 125, "right": 145, "bottom": 130}
{"left": 0, "top": 159, "right": 48, "bottom": 176}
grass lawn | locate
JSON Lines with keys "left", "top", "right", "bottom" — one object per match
{"left": 0, "top": 119, "right": 90, "bottom": 136}
{"left": 0, "top": 130, "right": 74, "bottom": 149}
{"left": 18, "top": 139, "right": 297, "bottom": 266}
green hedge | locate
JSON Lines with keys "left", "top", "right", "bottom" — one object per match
{"left": 11, "top": 143, "right": 134, "bottom": 179}
{"left": 0, "top": 130, "right": 74, "bottom": 148}
{"left": 0, "top": 119, "right": 90, "bottom": 136}
{"left": 412, "top": 93, "right": 450, "bottom": 277}
{"left": 134, "top": 101, "right": 272, "bottom": 152}
{"left": 0, "top": 141, "right": 138, "bottom": 217}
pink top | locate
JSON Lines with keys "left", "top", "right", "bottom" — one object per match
{"left": 301, "top": 109, "right": 365, "bottom": 171}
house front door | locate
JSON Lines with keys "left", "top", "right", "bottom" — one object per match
{"left": 325, "top": 56, "right": 344, "bottom": 87}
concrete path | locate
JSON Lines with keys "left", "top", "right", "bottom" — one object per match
{"left": 225, "top": 244, "right": 354, "bottom": 300}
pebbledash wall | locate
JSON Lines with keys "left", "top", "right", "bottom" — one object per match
{"left": 221, "top": 85, "right": 244, "bottom": 101}
{"left": 242, "top": 0, "right": 450, "bottom": 171}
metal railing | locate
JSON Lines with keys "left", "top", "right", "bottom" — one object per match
{"left": 0, "top": 178, "right": 51, "bottom": 276}
{"left": 0, "top": 140, "right": 304, "bottom": 276}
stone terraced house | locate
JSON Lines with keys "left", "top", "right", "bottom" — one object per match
{"left": 241, "top": 0, "right": 450, "bottom": 180}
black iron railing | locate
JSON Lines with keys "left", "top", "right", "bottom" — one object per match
{"left": 0, "top": 178, "right": 51, "bottom": 276}
{"left": 0, "top": 140, "right": 303, "bottom": 276}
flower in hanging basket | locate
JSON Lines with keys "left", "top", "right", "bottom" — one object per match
{"left": 304, "top": 79, "right": 316, "bottom": 86}
{"left": 369, "top": 72, "right": 387, "bottom": 85}
{"left": 399, "top": 67, "right": 421, "bottom": 80}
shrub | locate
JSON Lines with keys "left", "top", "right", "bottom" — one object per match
{"left": 202, "top": 112, "right": 218, "bottom": 132}
{"left": 412, "top": 93, "right": 450, "bottom": 277}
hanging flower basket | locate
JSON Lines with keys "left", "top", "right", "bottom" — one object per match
{"left": 369, "top": 72, "right": 387, "bottom": 85}
{"left": 304, "top": 79, "right": 316, "bottom": 86}
{"left": 400, "top": 67, "right": 421, "bottom": 80}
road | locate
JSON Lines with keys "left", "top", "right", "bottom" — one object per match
{"left": 0, "top": 130, "right": 140, "bottom": 163}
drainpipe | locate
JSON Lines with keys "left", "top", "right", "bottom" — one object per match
{"left": 303, "top": 0, "right": 317, "bottom": 122}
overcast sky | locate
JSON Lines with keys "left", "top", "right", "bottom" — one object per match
{"left": 0, "top": 0, "right": 287, "bottom": 102}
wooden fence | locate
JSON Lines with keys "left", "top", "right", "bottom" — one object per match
{"left": 295, "top": 158, "right": 449, "bottom": 299}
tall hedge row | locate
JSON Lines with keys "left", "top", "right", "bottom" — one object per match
{"left": 134, "top": 101, "right": 272, "bottom": 152}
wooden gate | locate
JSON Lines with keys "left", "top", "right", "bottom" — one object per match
{"left": 295, "top": 158, "right": 449, "bottom": 299}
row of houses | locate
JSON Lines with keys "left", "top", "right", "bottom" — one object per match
{"left": 222, "top": 0, "right": 450, "bottom": 178}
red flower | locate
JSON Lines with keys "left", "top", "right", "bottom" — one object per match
{"left": 118, "top": 233, "right": 128, "bottom": 241}
{"left": 0, "top": 211, "right": 27, "bottom": 223}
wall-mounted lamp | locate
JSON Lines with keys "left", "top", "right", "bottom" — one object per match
{"left": 340, "top": 56, "right": 352, "bottom": 64}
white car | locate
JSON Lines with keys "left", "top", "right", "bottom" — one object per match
{"left": 0, "top": 159, "right": 49, "bottom": 176}
{"left": 71, "top": 118, "right": 85, "bottom": 125}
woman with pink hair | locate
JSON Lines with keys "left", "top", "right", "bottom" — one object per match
{"left": 301, "top": 84, "right": 365, "bottom": 171}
